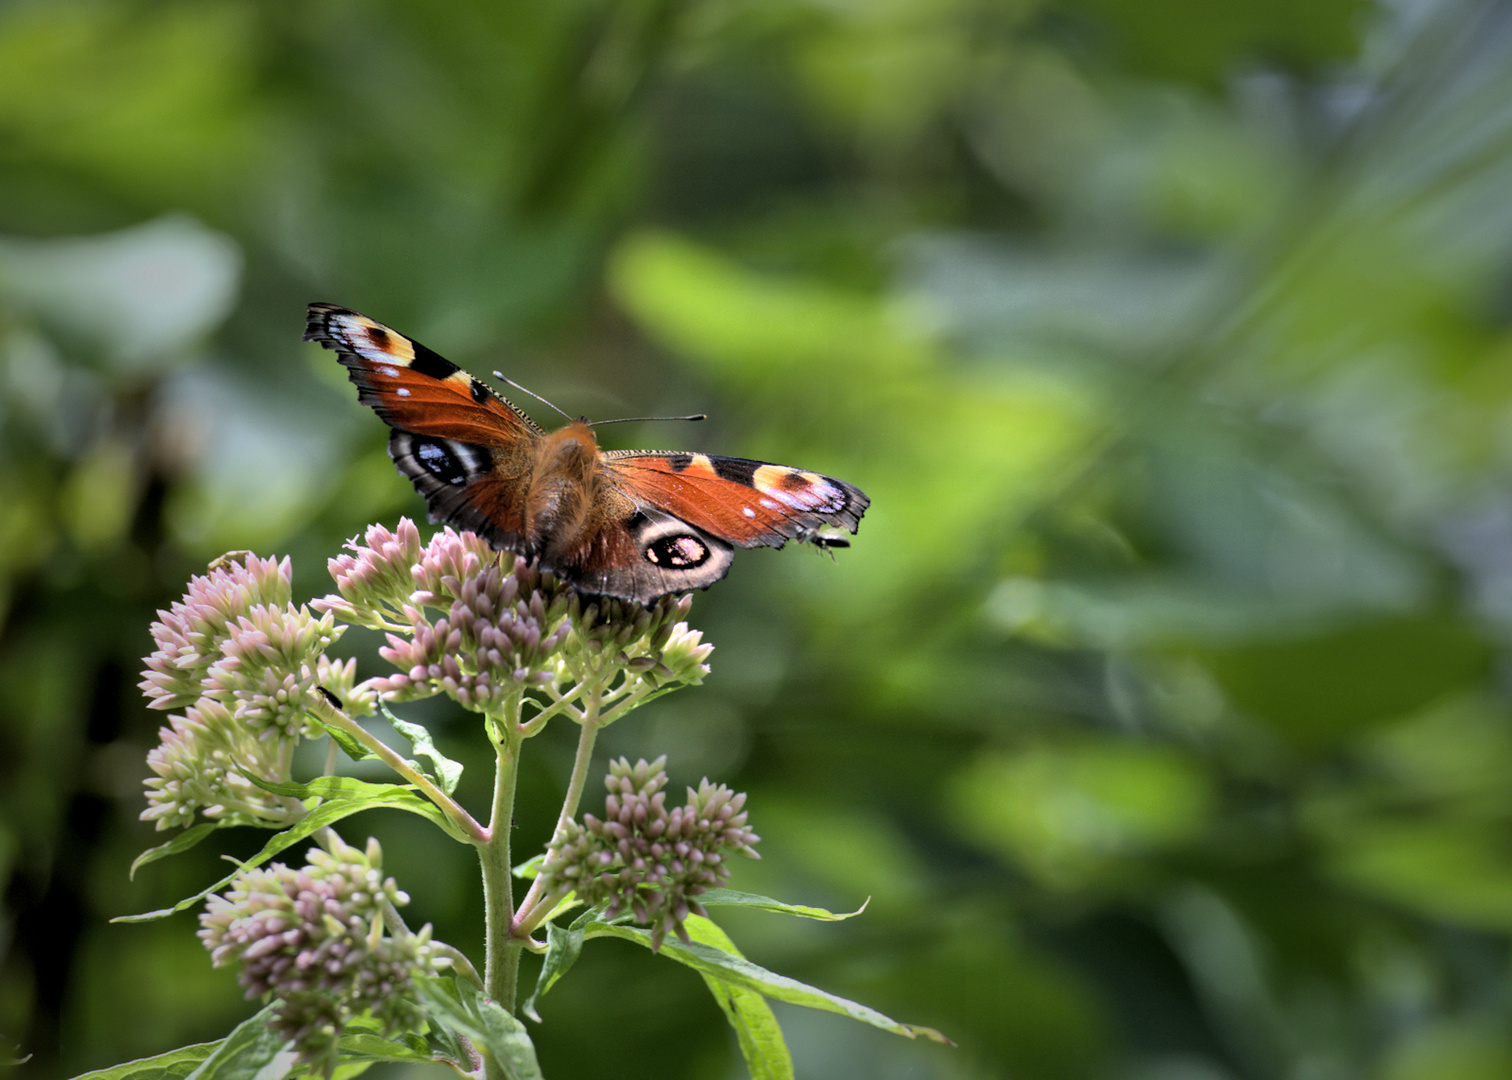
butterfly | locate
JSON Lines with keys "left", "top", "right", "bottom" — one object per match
{"left": 305, "top": 303, "right": 868, "bottom": 603}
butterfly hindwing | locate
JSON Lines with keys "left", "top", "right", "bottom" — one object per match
{"left": 388, "top": 431, "right": 528, "bottom": 549}
{"left": 559, "top": 507, "right": 736, "bottom": 601}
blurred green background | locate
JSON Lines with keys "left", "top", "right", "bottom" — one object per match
{"left": 7, "top": 0, "right": 1512, "bottom": 1076}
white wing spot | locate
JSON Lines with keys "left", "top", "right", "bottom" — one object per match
{"left": 396, "top": 387, "right": 411, "bottom": 397}
{"left": 667, "top": 537, "right": 706, "bottom": 566}
{"left": 742, "top": 507, "right": 756, "bottom": 518}
{"left": 379, "top": 365, "right": 401, "bottom": 378}
{"left": 760, "top": 498, "right": 779, "bottom": 510}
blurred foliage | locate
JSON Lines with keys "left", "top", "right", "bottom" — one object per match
{"left": 6, "top": 0, "right": 1512, "bottom": 1077}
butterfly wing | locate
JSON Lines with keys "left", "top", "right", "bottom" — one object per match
{"left": 603, "top": 450, "right": 869, "bottom": 550}
{"left": 304, "top": 303, "right": 539, "bottom": 547}
{"left": 557, "top": 505, "right": 737, "bottom": 602}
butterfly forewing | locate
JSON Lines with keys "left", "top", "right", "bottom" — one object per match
{"left": 603, "top": 452, "right": 868, "bottom": 549}
{"left": 304, "top": 303, "right": 542, "bottom": 446}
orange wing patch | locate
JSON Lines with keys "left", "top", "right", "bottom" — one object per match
{"left": 606, "top": 453, "right": 865, "bottom": 549}
{"left": 305, "top": 303, "right": 540, "bottom": 446}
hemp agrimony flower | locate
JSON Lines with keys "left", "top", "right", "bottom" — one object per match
{"left": 368, "top": 553, "right": 573, "bottom": 711}
{"left": 314, "top": 523, "right": 713, "bottom": 721}
{"left": 198, "top": 836, "right": 444, "bottom": 1069}
{"left": 539, "top": 756, "right": 760, "bottom": 950}
{"left": 139, "top": 553, "right": 370, "bottom": 829}
{"left": 318, "top": 519, "right": 426, "bottom": 629}
{"left": 140, "top": 553, "right": 298, "bottom": 712}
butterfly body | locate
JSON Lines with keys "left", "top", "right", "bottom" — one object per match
{"left": 305, "top": 303, "right": 868, "bottom": 603}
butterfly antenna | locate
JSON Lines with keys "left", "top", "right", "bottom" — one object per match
{"left": 590, "top": 413, "right": 707, "bottom": 427}
{"left": 493, "top": 372, "right": 574, "bottom": 422}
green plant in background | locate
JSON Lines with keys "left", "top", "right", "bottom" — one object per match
{"left": 92, "top": 531, "right": 944, "bottom": 1078}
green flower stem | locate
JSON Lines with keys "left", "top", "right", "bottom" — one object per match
{"left": 511, "top": 672, "right": 678, "bottom": 936}
{"left": 524, "top": 663, "right": 676, "bottom": 737}
{"left": 511, "top": 683, "right": 605, "bottom": 936}
{"left": 480, "top": 691, "right": 525, "bottom": 1040}
{"left": 307, "top": 695, "right": 484, "bottom": 842}
{"left": 370, "top": 890, "right": 484, "bottom": 989}
{"left": 518, "top": 678, "right": 592, "bottom": 735}
{"left": 560, "top": 689, "right": 604, "bottom": 825}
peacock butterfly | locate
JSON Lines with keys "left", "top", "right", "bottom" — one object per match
{"left": 305, "top": 303, "right": 868, "bottom": 603}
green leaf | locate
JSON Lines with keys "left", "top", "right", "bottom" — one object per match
{"left": 242, "top": 774, "right": 466, "bottom": 841}
{"left": 305, "top": 705, "right": 382, "bottom": 764}
{"left": 522, "top": 919, "right": 585, "bottom": 1021}
{"left": 129, "top": 822, "right": 223, "bottom": 879}
{"left": 684, "top": 916, "right": 793, "bottom": 1080}
{"left": 584, "top": 919, "right": 952, "bottom": 1045}
{"left": 698, "top": 889, "right": 868, "bottom": 921}
{"left": 116, "top": 780, "right": 461, "bottom": 923}
{"left": 67, "top": 1012, "right": 299, "bottom": 1080}
{"left": 331, "top": 1030, "right": 435, "bottom": 1065}
{"left": 67, "top": 1041, "right": 219, "bottom": 1080}
{"left": 326, "top": 1064, "right": 374, "bottom": 1080}
{"left": 185, "top": 1005, "right": 297, "bottom": 1080}
{"left": 385, "top": 706, "right": 464, "bottom": 796}
{"left": 512, "top": 853, "right": 544, "bottom": 880}
{"left": 415, "top": 976, "right": 542, "bottom": 1080}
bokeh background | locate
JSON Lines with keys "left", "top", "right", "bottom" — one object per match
{"left": 7, "top": 0, "right": 1512, "bottom": 1076}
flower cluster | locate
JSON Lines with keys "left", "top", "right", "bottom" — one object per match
{"left": 198, "top": 837, "right": 445, "bottom": 1068}
{"left": 143, "top": 700, "right": 289, "bottom": 831}
{"left": 317, "top": 519, "right": 426, "bottom": 630}
{"left": 371, "top": 553, "right": 574, "bottom": 713}
{"left": 140, "top": 554, "right": 370, "bottom": 829}
{"left": 558, "top": 594, "right": 716, "bottom": 701}
{"left": 141, "top": 553, "right": 297, "bottom": 711}
{"left": 539, "top": 757, "right": 760, "bottom": 949}
{"left": 317, "top": 521, "right": 714, "bottom": 719}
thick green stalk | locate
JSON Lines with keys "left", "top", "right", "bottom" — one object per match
{"left": 480, "top": 692, "right": 525, "bottom": 1038}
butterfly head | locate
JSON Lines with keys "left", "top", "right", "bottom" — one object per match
{"left": 544, "top": 422, "right": 601, "bottom": 479}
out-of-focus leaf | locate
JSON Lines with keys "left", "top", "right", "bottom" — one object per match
{"left": 947, "top": 741, "right": 1214, "bottom": 890}
{"left": 1322, "top": 819, "right": 1512, "bottom": 931}
{"left": 0, "top": 216, "right": 241, "bottom": 375}
{"left": 1196, "top": 613, "right": 1492, "bottom": 749}
{"left": 1379, "top": 1022, "right": 1512, "bottom": 1080}
{"left": 0, "top": 3, "right": 270, "bottom": 209}
{"left": 1074, "top": 0, "right": 1369, "bottom": 87}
